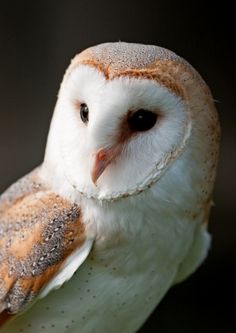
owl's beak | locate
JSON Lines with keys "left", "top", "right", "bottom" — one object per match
{"left": 91, "top": 145, "right": 122, "bottom": 185}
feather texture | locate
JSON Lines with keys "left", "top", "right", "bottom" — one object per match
{"left": 0, "top": 168, "right": 93, "bottom": 322}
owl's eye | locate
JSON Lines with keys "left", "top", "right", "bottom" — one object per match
{"left": 128, "top": 109, "right": 157, "bottom": 132}
{"left": 80, "top": 103, "right": 89, "bottom": 123}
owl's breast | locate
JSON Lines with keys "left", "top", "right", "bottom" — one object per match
{"left": 1, "top": 197, "right": 203, "bottom": 333}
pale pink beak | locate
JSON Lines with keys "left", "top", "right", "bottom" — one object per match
{"left": 91, "top": 145, "right": 122, "bottom": 185}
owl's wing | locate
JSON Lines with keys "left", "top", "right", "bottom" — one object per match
{"left": 0, "top": 168, "right": 93, "bottom": 325}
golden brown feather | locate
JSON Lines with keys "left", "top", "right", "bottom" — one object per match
{"left": 0, "top": 168, "right": 85, "bottom": 326}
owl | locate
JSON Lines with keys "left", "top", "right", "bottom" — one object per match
{"left": 0, "top": 42, "right": 220, "bottom": 333}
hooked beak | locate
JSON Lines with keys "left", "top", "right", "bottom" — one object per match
{"left": 91, "top": 145, "right": 122, "bottom": 185}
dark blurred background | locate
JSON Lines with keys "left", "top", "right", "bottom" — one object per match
{"left": 0, "top": 1, "right": 235, "bottom": 332}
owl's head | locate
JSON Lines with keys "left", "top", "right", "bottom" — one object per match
{"left": 44, "top": 42, "right": 219, "bottom": 202}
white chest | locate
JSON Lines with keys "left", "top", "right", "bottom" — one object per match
{"left": 2, "top": 201, "right": 196, "bottom": 333}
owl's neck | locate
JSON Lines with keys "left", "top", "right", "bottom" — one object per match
{"left": 41, "top": 149, "right": 203, "bottom": 274}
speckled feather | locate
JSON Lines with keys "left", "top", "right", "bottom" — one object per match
{"left": 67, "top": 42, "right": 195, "bottom": 99}
{"left": 0, "top": 168, "right": 85, "bottom": 317}
{"left": 69, "top": 42, "right": 184, "bottom": 74}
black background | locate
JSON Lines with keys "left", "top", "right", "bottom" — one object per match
{"left": 0, "top": 1, "right": 235, "bottom": 332}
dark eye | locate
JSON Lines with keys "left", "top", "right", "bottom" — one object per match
{"left": 128, "top": 109, "right": 157, "bottom": 132}
{"left": 80, "top": 103, "right": 89, "bottom": 123}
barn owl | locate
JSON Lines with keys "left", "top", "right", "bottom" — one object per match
{"left": 0, "top": 42, "right": 220, "bottom": 333}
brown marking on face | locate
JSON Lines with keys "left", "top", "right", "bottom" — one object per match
{"left": 112, "top": 68, "right": 185, "bottom": 99}
{"left": 113, "top": 108, "right": 162, "bottom": 152}
{"left": 78, "top": 59, "right": 110, "bottom": 79}
{"left": 74, "top": 99, "right": 81, "bottom": 111}
{"left": 116, "top": 112, "right": 134, "bottom": 144}
{"left": 66, "top": 49, "right": 187, "bottom": 99}
{"left": 65, "top": 43, "right": 218, "bottom": 130}
{"left": 73, "top": 58, "right": 185, "bottom": 99}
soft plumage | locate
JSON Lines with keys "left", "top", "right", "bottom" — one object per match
{"left": 0, "top": 42, "right": 220, "bottom": 333}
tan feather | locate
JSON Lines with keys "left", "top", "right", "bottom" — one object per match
{"left": 0, "top": 169, "right": 86, "bottom": 324}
